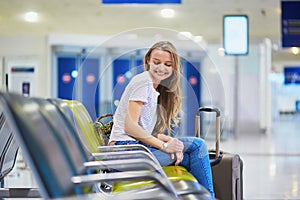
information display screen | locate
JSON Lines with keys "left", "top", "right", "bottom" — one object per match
{"left": 223, "top": 15, "right": 249, "bottom": 55}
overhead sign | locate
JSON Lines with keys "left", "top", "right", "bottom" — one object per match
{"left": 281, "top": 1, "right": 300, "bottom": 47}
{"left": 284, "top": 66, "right": 300, "bottom": 84}
{"left": 11, "top": 67, "right": 34, "bottom": 73}
{"left": 102, "top": 0, "right": 181, "bottom": 4}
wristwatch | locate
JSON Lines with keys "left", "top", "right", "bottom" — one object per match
{"left": 162, "top": 142, "right": 168, "bottom": 151}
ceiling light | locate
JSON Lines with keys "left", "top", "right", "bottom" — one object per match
{"left": 24, "top": 11, "right": 39, "bottom": 23}
{"left": 161, "top": 8, "right": 175, "bottom": 18}
{"left": 290, "top": 47, "right": 299, "bottom": 55}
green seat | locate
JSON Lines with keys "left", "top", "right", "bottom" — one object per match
{"left": 113, "top": 166, "right": 198, "bottom": 193}
{"left": 64, "top": 100, "right": 104, "bottom": 152}
{"left": 164, "top": 166, "right": 197, "bottom": 182}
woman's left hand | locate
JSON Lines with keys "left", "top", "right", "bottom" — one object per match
{"left": 174, "top": 151, "right": 184, "bottom": 165}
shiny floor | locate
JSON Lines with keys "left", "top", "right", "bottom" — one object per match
{"left": 205, "top": 114, "right": 300, "bottom": 200}
{"left": 4, "top": 115, "right": 300, "bottom": 200}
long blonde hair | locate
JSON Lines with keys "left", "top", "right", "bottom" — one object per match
{"left": 144, "top": 41, "right": 182, "bottom": 135}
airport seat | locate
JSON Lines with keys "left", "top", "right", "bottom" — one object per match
{"left": 0, "top": 92, "right": 212, "bottom": 199}
{"left": 60, "top": 99, "right": 209, "bottom": 195}
{"left": 0, "top": 107, "right": 40, "bottom": 198}
{"left": 0, "top": 110, "right": 17, "bottom": 181}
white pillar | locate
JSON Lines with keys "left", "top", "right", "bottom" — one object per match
{"left": 259, "top": 38, "right": 272, "bottom": 134}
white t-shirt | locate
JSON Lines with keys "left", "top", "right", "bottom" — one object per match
{"left": 109, "top": 71, "right": 160, "bottom": 142}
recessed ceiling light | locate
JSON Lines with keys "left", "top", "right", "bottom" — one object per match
{"left": 290, "top": 47, "right": 299, "bottom": 55}
{"left": 161, "top": 8, "right": 175, "bottom": 18}
{"left": 24, "top": 11, "right": 39, "bottom": 23}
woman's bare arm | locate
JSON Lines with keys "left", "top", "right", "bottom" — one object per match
{"left": 124, "top": 101, "right": 165, "bottom": 150}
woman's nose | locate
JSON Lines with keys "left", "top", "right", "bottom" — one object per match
{"left": 157, "top": 64, "right": 166, "bottom": 69}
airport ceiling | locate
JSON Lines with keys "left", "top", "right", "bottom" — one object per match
{"left": 0, "top": 0, "right": 290, "bottom": 57}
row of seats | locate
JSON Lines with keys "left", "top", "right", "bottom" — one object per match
{"left": 0, "top": 92, "right": 213, "bottom": 199}
{"left": 0, "top": 101, "right": 40, "bottom": 197}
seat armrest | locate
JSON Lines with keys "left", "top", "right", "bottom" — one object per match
{"left": 92, "top": 150, "right": 158, "bottom": 165}
{"left": 71, "top": 170, "right": 178, "bottom": 198}
{"left": 98, "top": 144, "right": 152, "bottom": 154}
{"left": 84, "top": 158, "right": 162, "bottom": 176}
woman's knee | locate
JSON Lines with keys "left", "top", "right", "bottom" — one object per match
{"left": 194, "top": 137, "right": 208, "bottom": 149}
{"left": 179, "top": 137, "right": 208, "bottom": 152}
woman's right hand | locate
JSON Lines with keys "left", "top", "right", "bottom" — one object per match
{"left": 164, "top": 137, "right": 184, "bottom": 153}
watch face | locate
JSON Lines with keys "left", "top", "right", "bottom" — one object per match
{"left": 163, "top": 142, "right": 168, "bottom": 149}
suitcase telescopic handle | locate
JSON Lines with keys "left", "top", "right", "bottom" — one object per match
{"left": 195, "top": 107, "right": 221, "bottom": 160}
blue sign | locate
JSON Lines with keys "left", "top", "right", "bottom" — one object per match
{"left": 102, "top": 0, "right": 181, "bottom": 4}
{"left": 281, "top": 1, "right": 300, "bottom": 47}
{"left": 296, "top": 100, "right": 300, "bottom": 112}
{"left": 284, "top": 66, "right": 300, "bottom": 84}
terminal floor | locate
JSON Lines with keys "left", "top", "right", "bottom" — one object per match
{"left": 206, "top": 115, "right": 300, "bottom": 200}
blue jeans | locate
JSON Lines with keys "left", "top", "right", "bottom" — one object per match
{"left": 114, "top": 137, "right": 215, "bottom": 197}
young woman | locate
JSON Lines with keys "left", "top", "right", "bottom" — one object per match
{"left": 109, "top": 41, "right": 214, "bottom": 197}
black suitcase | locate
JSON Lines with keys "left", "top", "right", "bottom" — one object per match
{"left": 195, "top": 107, "right": 243, "bottom": 200}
